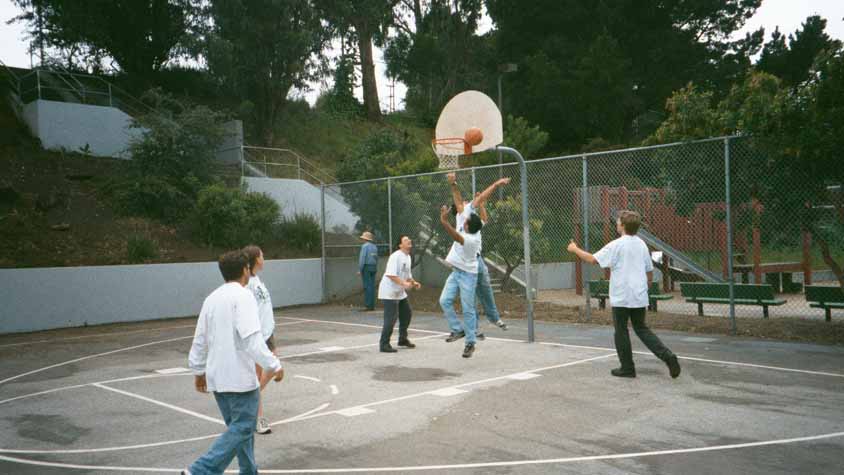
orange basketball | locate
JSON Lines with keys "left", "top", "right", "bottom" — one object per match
{"left": 464, "top": 127, "right": 484, "bottom": 146}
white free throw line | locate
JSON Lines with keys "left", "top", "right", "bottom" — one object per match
{"left": 294, "top": 375, "right": 322, "bottom": 383}
{"left": 92, "top": 383, "right": 225, "bottom": 426}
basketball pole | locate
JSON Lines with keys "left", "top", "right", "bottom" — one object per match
{"left": 496, "top": 146, "right": 535, "bottom": 342}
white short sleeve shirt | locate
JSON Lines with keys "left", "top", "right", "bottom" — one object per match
{"left": 378, "top": 250, "right": 413, "bottom": 300}
{"left": 593, "top": 235, "right": 654, "bottom": 308}
{"left": 446, "top": 231, "right": 481, "bottom": 273}
{"left": 246, "top": 275, "right": 275, "bottom": 339}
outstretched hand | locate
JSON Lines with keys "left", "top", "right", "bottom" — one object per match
{"left": 566, "top": 240, "right": 579, "bottom": 253}
{"left": 496, "top": 177, "right": 511, "bottom": 187}
{"left": 447, "top": 173, "right": 457, "bottom": 185}
{"left": 440, "top": 205, "right": 450, "bottom": 219}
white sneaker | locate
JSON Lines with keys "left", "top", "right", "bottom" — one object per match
{"left": 256, "top": 417, "right": 271, "bottom": 434}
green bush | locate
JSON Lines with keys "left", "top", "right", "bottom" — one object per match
{"left": 192, "top": 185, "right": 280, "bottom": 248}
{"left": 278, "top": 212, "right": 321, "bottom": 252}
{"left": 127, "top": 236, "right": 158, "bottom": 263}
{"left": 113, "top": 175, "right": 194, "bottom": 222}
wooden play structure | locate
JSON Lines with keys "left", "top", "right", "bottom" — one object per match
{"left": 572, "top": 186, "right": 813, "bottom": 295}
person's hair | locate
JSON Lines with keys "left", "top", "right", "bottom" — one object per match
{"left": 396, "top": 234, "right": 411, "bottom": 249}
{"left": 618, "top": 210, "right": 641, "bottom": 235}
{"left": 243, "top": 245, "right": 262, "bottom": 275}
{"left": 218, "top": 250, "right": 249, "bottom": 282}
{"left": 466, "top": 213, "right": 483, "bottom": 234}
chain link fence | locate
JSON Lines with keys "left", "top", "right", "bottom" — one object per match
{"left": 318, "top": 135, "right": 842, "bottom": 329}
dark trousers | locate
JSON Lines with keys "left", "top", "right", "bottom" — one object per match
{"left": 380, "top": 298, "right": 412, "bottom": 347}
{"left": 612, "top": 307, "right": 673, "bottom": 371}
{"left": 362, "top": 265, "right": 377, "bottom": 309}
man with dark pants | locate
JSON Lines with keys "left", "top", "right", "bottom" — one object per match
{"left": 184, "top": 251, "right": 284, "bottom": 475}
{"left": 567, "top": 210, "right": 681, "bottom": 379}
{"left": 378, "top": 235, "right": 421, "bottom": 352}
{"left": 357, "top": 231, "right": 379, "bottom": 311}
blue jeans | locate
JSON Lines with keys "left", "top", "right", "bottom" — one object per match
{"left": 189, "top": 389, "right": 260, "bottom": 475}
{"left": 439, "top": 268, "right": 479, "bottom": 344}
{"left": 476, "top": 257, "right": 501, "bottom": 326}
{"left": 362, "top": 264, "right": 377, "bottom": 309}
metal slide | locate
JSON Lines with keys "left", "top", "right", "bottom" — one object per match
{"left": 638, "top": 228, "right": 725, "bottom": 283}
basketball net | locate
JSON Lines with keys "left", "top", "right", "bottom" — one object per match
{"left": 432, "top": 138, "right": 471, "bottom": 170}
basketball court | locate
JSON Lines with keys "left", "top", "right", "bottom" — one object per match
{"left": 1, "top": 306, "right": 842, "bottom": 474}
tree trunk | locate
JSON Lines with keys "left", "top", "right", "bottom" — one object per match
{"left": 815, "top": 234, "right": 844, "bottom": 289}
{"left": 356, "top": 24, "right": 382, "bottom": 121}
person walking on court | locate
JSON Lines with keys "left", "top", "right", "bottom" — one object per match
{"left": 567, "top": 210, "right": 681, "bottom": 379}
{"left": 358, "top": 231, "right": 379, "bottom": 311}
{"left": 378, "top": 235, "right": 421, "bottom": 353}
{"left": 243, "top": 245, "right": 277, "bottom": 435}
{"left": 184, "top": 250, "right": 284, "bottom": 475}
{"left": 439, "top": 204, "right": 484, "bottom": 358}
{"left": 446, "top": 173, "right": 510, "bottom": 340}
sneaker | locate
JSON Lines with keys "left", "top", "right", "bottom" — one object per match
{"left": 181, "top": 469, "right": 192, "bottom": 475}
{"left": 462, "top": 343, "right": 475, "bottom": 358}
{"left": 495, "top": 320, "right": 508, "bottom": 331}
{"left": 397, "top": 339, "right": 416, "bottom": 348}
{"left": 256, "top": 417, "right": 271, "bottom": 434}
{"left": 445, "top": 331, "right": 465, "bottom": 343}
{"left": 610, "top": 368, "right": 636, "bottom": 378}
{"left": 477, "top": 332, "right": 486, "bottom": 341}
{"left": 666, "top": 354, "right": 681, "bottom": 379}
{"left": 380, "top": 345, "right": 398, "bottom": 353}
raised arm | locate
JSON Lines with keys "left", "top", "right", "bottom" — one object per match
{"left": 472, "top": 177, "right": 510, "bottom": 208}
{"left": 439, "top": 205, "right": 464, "bottom": 245}
{"left": 447, "top": 173, "right": 464, "bottom": 214}
{"left": 475, "top": 192, "right": 489, "bottom": 222}
{"left": 566, "top": 240, "right": 598, "bottom": 265}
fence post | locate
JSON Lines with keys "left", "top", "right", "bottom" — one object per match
{"left": 297, "top": 155, "right": 302, "bottom": 180}
{"left": 108, "top": 84, "right": 113, "bottom": 107}
{"left": 496, "top": 146, "right": 534, "bottom": 342}
{"left": 471, "top": 167, "right": 476, "bottom": 196}
{"left": 320, "top": 184, "right": 327, "bottom": 303}
{"left": 582, "top": 154, "right": 591, "bottom": 321}
{"left": 387, "top": 178, "right": 393, "bottom": 250}
{"left": 36, "top": 70, "right": 41, "bottom": 100}
{"left": 725, "top": 138, "right": 737, "bottom": 335}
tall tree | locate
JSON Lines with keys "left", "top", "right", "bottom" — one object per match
{"left": 206, "top": 0, "right": 327, "bottom": 143}
{"left": 318, "top": 0, "right": 399, "bottom": 121}
{"left": 757, "top": 15, "right": 842, "bottom": 87}
{"left": 10, "top": 0, "right": 200, "bottom": 76}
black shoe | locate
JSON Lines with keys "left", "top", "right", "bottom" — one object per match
{"left": 611, "top": 368, "right": 636, "bottom": 378}
{"left": 445, "top": 331, "right": 465, "bottom": 342}
{"left": 667, "top": 354, "right": 681, "bottom": 379}
{"left": 397, "top": 339, "right": 416, "bottom": 348}
{"left": 477, "top": 332, "right": 486, "bottom": 341}
{"left": 495, "top": 320, "right": 508, "bottom": 331}
{"left": 462, "top": 343, "right": 475, "bottom": 358}
{"left": 380, "top": 345, "right": 397, "bottom": 353}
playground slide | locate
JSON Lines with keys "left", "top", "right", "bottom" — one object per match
{"left": 638, "top": 228, "right": 725, "bottom": 283}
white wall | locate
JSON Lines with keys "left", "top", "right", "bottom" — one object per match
{"left": 0, "top": 258, "right": 322, "bottom": 334}
{"left": 22, "top": 99, "right": 144, "bottom": 158}
{"left": 243, "top": 177, "right": 359, "bottom": 231}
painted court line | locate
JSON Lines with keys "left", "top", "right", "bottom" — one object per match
{"left": 429, "top": 388, "right": 470, "bottom": 397}
{"left": 294, "top": 375, "right": 322, "bottom": 383}
{"left": 336, "top": 407, "right": 376, "bottom": 417}
{"left": 508, "top": 373, "right": 542, "bottom": 381}
{"left": 330, "top": 385, "right": 340, "bottom": 395}
{"left": 92, "top": 383, "right": 225, "bottom": 426}
{"left": 271, "top": 403, "right": 332, "bottom": 427}
{"left": 319, "top": 346, "right": 346, "bottom": 352}
{"left": 278, "top": 316, "right": 447, "bottom": 335}
{"left": 155, "top": 368, "right": 191, "bottom": 375}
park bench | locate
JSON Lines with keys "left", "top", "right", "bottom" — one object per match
{"left": 588, "top": 280, "right": 673, "bottom": 312}
{"left": 805, "top": 285, "right": 844, "bottom": 322}
{"left": 680, "top": 282, "right": 786, "bottom": 318}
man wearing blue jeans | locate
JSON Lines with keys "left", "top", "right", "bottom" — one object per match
{"left": 446, "top": 174, "right": 510, "bottom": 339}
{"left": 184, "top": 250, "right": 285, "bottom": 475}
{"left": 439, "top": 204, "right": 484, "bottom": 358}
{"left": 357, "top": 231, "right": 379, "bottom": 311}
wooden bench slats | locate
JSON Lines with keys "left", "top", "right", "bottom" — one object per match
{"left": 680, "top": 282, "right": 786, "bottom": 318}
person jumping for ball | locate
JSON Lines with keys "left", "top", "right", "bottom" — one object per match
{"left": 439, "top": 203, "right": 484, "bottom": 358}
{"left": 567, "top": 210, "right": 681, "bottom": 379}
{"left": 446, "top": 173, "right": 510, "bottom": 339}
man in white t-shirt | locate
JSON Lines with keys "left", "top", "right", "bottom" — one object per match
{"left": 567, "top": 210, "right": 681, "bottom": 379}
{"left": 378, "top": 235, "right": 421, "bottom": 352}
{"left": 183, "top": 251, "right": 284, "bottom": 475}
{"left": 439, "top": 204, "right": 484, "bottom": 358}
{"left": 447, "top": 173, "right": 511, "bottom": 339}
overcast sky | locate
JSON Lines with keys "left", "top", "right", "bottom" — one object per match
{"left": 1, "top": 0, "right": 842, "bottom": 111}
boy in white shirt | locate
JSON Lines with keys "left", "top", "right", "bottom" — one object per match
{"left": 183, "top": 251, "right": 284, "bottom": 475}
{"left": 439, "top": 204, "right": 484, "bottom": 358}
{"left": 378, "top": 235, "right": 421, "bottom": 352}
{"left": 567, "top": 210, "right": 681, "bottom": 379}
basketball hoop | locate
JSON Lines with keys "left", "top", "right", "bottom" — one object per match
{"left": 432, "top": 137, "right": 470, "bottom": 170}
{"left": 432, "top": 90, "right": 503, "bottom": 170}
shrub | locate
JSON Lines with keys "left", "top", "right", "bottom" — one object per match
{"left": 193, "top": 185, "right": 280, "bottom": 248}
{"left": 278, "top": 213, "right": 321, "bottom": 252}
{"left": 113, "top": 175, "right": 193, "bottom": 223}
{"left": 127, "top": 236, "right": 158, "bottom": 263}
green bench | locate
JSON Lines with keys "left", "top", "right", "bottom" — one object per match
{"left": 588, "top": 280, "right": 673, "bottom": 312}
{"left": 805, "top": 285, "right": 844, "bottom": 322}
{"left": 680, "top": 282, "right": 786, "bottom": 318}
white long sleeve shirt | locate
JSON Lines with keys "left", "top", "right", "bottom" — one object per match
{"left": 188, "top": 282, "right": 282, "bottom": 393}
